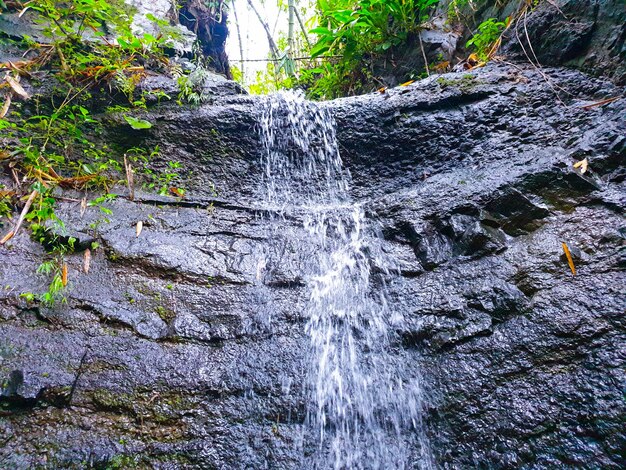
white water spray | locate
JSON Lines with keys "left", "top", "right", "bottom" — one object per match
{"left": 257, "top": 91, "right": 433, "bottom": 469}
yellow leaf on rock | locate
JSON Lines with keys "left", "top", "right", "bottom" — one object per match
{"left": 400, "top": 80, "right": 414, "bottom": 87}
{"left": 573, "top": 158, "right": 588, "bottom": 174}
{"left": 562, "top": 242, "right": 576, "bottom": 276}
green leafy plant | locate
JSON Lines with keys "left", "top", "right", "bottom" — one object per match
{"left": 303, "top": 0, "right": 439, "bottom": 98}
{"left": 0, "top": 2, "right": 180, "bottom": 310}
{"left": 175, "top": 67, "right": 213, "bottom": 105}
{"left": 124, "top": 115, "right": 153, "bottom": 130}
{"left": 124, "top": 146, "right": 186, "bottom": 196}
{"left": 466, "top": 17, "right": 508, "bottom": 61}
{"left": 0, "top": 188, "right": 12, "bottom": 220}
{"left": 22, "top": 203, "right": 76, "bottom": 308}
{"left": 447, "top": 0, "right": 473, "bottom": 23}
{"left": 88, "top": 193, "right": 117, "bottom": 215}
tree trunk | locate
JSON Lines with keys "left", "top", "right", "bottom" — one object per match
{"left": 294, "top": 0, "right": 311, "bottom": 49}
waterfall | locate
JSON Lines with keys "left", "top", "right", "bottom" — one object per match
{"left": 256, "top": 91, "right": 433, "bottom": 469}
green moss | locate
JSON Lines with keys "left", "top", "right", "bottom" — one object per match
{"left": 155, "top": 304, "right": 175, "bottom": 322}
{"left": 105, "top": 454, "right": 143, "bottom": 469}
{"left": 436, "top": 74, "right": 479, "bottom": 92}
{"left": 89, "top": 388, "right": 193, "bottom": 426}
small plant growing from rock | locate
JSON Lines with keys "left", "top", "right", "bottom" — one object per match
{"left": 467, "top": 17, "right": 508, "bottom": 62}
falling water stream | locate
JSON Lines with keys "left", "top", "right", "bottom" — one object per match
{"left": 256, "top": 91, "right": 433, "bottom": 469}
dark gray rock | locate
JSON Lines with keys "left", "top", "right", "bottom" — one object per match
{"left": 0, "top": 63, "right": 624, "bottom": 468}
{"left": 500, "top": 0, "right": 626, "bottom": 84}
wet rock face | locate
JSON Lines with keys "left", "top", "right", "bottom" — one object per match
{"left": 367, "top": 0, "right": 626, "bottom": 90}
{"left": 332, "top": 65, "right": 625, "bottom": 468}
{"left": 1, "top": 64, "right": 625, "bottom": 468}
{"left": 500, "top": 0, "right": 626, "bottom": 85}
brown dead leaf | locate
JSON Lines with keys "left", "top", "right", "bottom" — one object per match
{"left": 83, "top": 249, "right": 91, "bottom": 274}
{"left": 561, "top": 242, "right": 576, "bottom": 276}
{"left": 0, "top": 231, "right": 14, "bottom": 244}
{"left": 61, "top": 263, "right": 68, "bottom": 286}
{"left": 377, "top": 87, "right": 387, "bottom": 94}
{"left": 80, "top": 197, "right": 87, "bottom": 217}
{"left": 169, "top": 187, "right": 185, "bottom": 198}
{"left": 0, "top": 93, "right": 11, "bottom": 118}
{"left": 5, "top": 74, "right": 30, "bottom": 100}
{"left": 432, "top": 61, "right": 450, "bottom": 73}
{"left": 124, "top": 155, "right": 134, "bottom": 201}
{"left": 573, "top": 158, "right": 588, "bottom": 174}
{"left": 0, "top": 189, "right": 37, "bottom": 246}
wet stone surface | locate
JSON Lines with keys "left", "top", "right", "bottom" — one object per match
{"left": 0, "top": 63, "right": 625, "bottom": 468}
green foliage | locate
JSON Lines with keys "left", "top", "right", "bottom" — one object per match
{"left": 125, "top": 146, "right": 185, "bottom": 196}
{"left": 124, "top": 115, "right": 153, "bottom": 129}
{"left": 0, "top": 2, "right": 184, "bottom": 309}
{"left": 105, "top": 453, "right": 141, "bottom": 470}
{"left": 467, "top": 17, "right": 507, "bottom": 61}
{"left": 303, "top": 0, "right": 439, "bottom": 98}
{"left": 88, "top": 193, "right": 117, "bottom": 215}
{"left": 243, "top": 63, "right": 296, "bottom": 95}
{"left": 0, "top": 190, "right": 11, "bottom": 220}
{"left": 175, "top": 67, "right": 213, "bottom": 105}
{"left": 311, "top": 0, "right": 438, "bottom": 58}
{"left": 22, "top": 206, "right": 76, "bottom": 308}
{"left": 447, "top": 0, "right": 472, "bottom": 23}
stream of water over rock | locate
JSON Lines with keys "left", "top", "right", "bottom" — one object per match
{"left": 255, "top": 91, "right": 434, "bottom": 469}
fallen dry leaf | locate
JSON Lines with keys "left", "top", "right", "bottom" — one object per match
{"left": 136, "top": 220, "right": 143, "bottom": 237}
{"left": 5, "top": 74, "right": 30, "bottom": 100}
{"left": 399, "top": 80, "right": 415, "bottom": 87}
{"left": 573, "top": 158, "right": 588, "bottom": 174}
{"left": 83, "top": 249, "right": 91, "bottom": 274}
{"left": 61, "top": 263, "right": 68, "bottom": 286}
{"left": 124, "top": 155, "right": 134, "bottom": 201}
{"left": 169, "top": 187, "right": 185, "bottom": 198}
{"left": 80, "top": 197, "right": 87, "bottom": 217}
{"left": 0, "top": 231, "right": 13, "bottom": 244}
{"left": 562, "top": 242, "right": 576, "bottom": 276}
{"left": 432, "top": 61, "right": 450, "bottom": 72}
{"left": 0, "top": 93, "right": 11, "bottom": 118}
